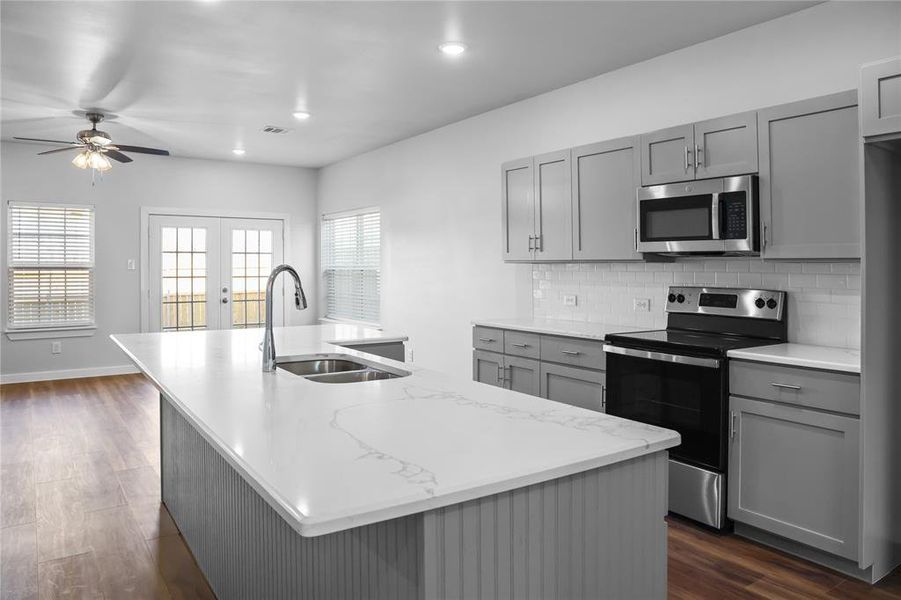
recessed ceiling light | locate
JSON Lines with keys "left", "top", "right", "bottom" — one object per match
{"left": 232, "top": 148, "right": 246, "bottom": 156}
{"left": 438, "top": 42, "right": 467, "bottom": 57}
{"left": 292, "top": 111, "right": 311, "bottom": 121}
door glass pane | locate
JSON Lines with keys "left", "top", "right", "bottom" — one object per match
{"left": 160, "top": 226, "right": 208, "bottom": 331}
{"left": 230, "top": 228, "right": 274, "bottom": 328}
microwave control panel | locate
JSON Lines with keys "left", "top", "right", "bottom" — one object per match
{"left": 666, "top": 286, "right": 785, "bottom": 320}
{"left": 721, "top": 193, "right": 748, "bottom": 240}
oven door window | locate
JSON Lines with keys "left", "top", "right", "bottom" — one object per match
{"left": 639, "top": 195, "right": 713, "bottom": 242}
{"left": 606, "top": 353, "right": 725, "bottom": 471}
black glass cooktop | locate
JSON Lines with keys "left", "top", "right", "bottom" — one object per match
{"left": 605, "top": 329, "right": 777, "bottom": 357}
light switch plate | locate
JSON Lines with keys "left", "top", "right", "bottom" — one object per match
{"left": 51, "top": 341, "right": 62, "bottom": 354}
{"left": 562, "top": 294, "right": 577, "bottom": 307}
{"left": 633, "top": 298, "right": 651, "bottom": 312}
{"left": 127, "top": 259, "right": 136, "bottom": 270}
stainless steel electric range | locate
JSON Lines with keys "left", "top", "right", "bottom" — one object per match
{"left": 603, "top": 286, "right": 787, "bottom": 529}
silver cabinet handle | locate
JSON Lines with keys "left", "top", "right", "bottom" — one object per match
{"left": 603, "top": 344, "right": 721, "bottom": 369}
{"left": 561, "top": 350, "right": 581, "bottom": 356}
{"left": 771, "top": 382, "right": 802, "bottom": 391}
{"left": 730, "top": 411, "right": 737, "bottom": 440}
{"left": 684, "top": 146, "right": 693, "bottom": 172}
{"left": 478, "top": 337, "right": 495, "bottom": 343}
{"left": 535, "top": 234, "right": 543, "bottom": 252}
{"left": 695, "top": 144, "right": 704, "bottom": 168}
{"left": 601, "top": 385, "right": 606, "bottom": 409}
{"left": 511, "top": 343, "right": 529, "bottom": 348}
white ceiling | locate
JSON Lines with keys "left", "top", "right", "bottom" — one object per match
{"left": 1, "top": 1, "right": 815, "bottom": 168}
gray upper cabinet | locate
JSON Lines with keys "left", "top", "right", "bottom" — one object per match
{"left": 860, "top": 56, "right": 901, "bottom": 139}
{"left": 640, "top": 124, "right": 695, "bottom": 185}
{"left": 533, "top": 150, "right": 573, "bottom": 261}
{"left": 501, "top": 158, "right": 534, "bottom": 261}
{"left": 694, "top": 111, "right": 758, "bottom": 179}
{"left": 728, "top": 395, "right": 860, "bottom": 560}
{"left": 758, "top": 91, "right": 860, "bottom": 259}
{"left": 540, "top": 362, "right": 606, "bottom": 413}
{"left": 571, "top": 136, "right": 642, "bottom": 261}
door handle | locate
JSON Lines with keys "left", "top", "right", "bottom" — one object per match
{"left": 601, "top": 385, "right": 606, "bottom": 409}
{"left": 478, "top": 337, "right": 495, "bottom": 343}
{"left": 730, "top": 411, "right": 737, "bottom": 440}
{"left": 510, "top": 343, "right": 529, "bottom": 348}
{"left": 528, "top": 235, "right": 534, "bottom": 251}
{"left": 684, "top": 146, "right": 693, "bottom": 172}
{"left": 560, "top": 350, "right": 581, "bottom": 356}
{"left": 695, "top": 144, "right": 704, "bottom": 169}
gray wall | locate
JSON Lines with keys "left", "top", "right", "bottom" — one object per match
{"left": 0, "top": 142, "right": 319, "bottom": 379}
{"left": 317, "top": 2, "right": 901, "bottom": 379}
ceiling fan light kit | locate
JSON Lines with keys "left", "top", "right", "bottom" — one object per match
{"left": 13, "top": 111, "right": 170, "bottom": 181}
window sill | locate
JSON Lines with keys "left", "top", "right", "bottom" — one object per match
{"left": 5, "top": 327, "right": 97, "bottom": 341}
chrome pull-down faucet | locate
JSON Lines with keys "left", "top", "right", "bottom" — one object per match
{"left": 262, "top": 264, "right": 308, "bottom": 372}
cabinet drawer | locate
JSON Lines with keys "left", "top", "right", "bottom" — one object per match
{"left": 473, "top": 327, "right": 504, "bottom": 353}
{"left": 504, "top": 330, "right": 540, "bottom": 359}
{"left": 730, "top": 361, "right": 860, "bottom": 415}
{"left": 540, "top": 335, "right": 606, "bottom": 370}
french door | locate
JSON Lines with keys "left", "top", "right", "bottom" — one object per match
{"left": 148, "top": 215, "right": 285, "bottom": 332}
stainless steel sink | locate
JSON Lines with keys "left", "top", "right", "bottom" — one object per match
{"left": 275, "top": 353, "right": 410, "bottom": 383}
{"left": 277, "top": 358, "right": 368, "bottom": 377}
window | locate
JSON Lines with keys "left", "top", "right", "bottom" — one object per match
{"left": 321, "top": 209, "right": 380, "bottom": 324}
{"left": 7, "top": 202, "right": 95, "bottom": 330}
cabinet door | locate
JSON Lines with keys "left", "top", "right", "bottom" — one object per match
{"left": 640, "top": 124, "right": 695, "bottom": 185}
{"left": 540, "top": 362, "right": 606, "bottom": 413}
{"left": 501, "top": 158, "right": 535, "bottom": 261}
{"left": 758, "top": 91, "right": 860, "bottom": 259}
{"left": 694, "top": 111, "right": 758, "bottom": 179}
{"left": 728, "top": 396, "right": 860, "bottom": 560}
{"left": 860, "top": 56, "right": 901, "bottom": 139}
{"left": 533, "top": 150, "right": 573, "bottom": 261}
{"left": 503, "top": 355, "right": 540, "bottom": 396}
{"left": 473, "top": 350, "right": 503, "bottom": 387}
{"left": 571, "top": 136, "right": 642, "bottom": 260}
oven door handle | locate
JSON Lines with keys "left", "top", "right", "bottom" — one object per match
{"left": 602, "top": 344, "right": 721, "bottom": 369}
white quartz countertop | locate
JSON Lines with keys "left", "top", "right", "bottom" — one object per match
{"left": 111, "top": 324, "right": 679, "bottom": 537}
{"left": 472, "top": 317, "right": 645, "bottom": 340}
{"left": 728, "top": 343, "right": 861, "bottom": 373}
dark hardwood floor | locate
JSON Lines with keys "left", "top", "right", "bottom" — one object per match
{"left": 2, "top": 374, "right": 900, "bottom": 599}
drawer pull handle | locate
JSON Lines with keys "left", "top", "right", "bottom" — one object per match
{"left": 478, "top": 337, "right": 495, "bottom": 343}
{"left": 771, "top": 382, "right": 802, "bottom": 391}
{"left": 511, "top": 343, "right": 529, "bottom": 348}
{"left": 561, "top": 350, "right": 581, "bottom": 356}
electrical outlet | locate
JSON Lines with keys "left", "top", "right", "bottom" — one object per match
{"left": 562, "top": 294, "right": 577, "bottom": 307}
{"left": 405, "top": 345, "right": 414, "bottom": 363}
{"left": 127, "top": 259, "right": 136, "bottom": 271}
{"left": 633, "top": 298, "right": 651, "bottom": 312}
{"left": 51, "top": 341, "right": 62, "bottom": 354}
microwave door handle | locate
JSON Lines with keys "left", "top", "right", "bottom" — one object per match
{"left": 711, "top": 192, "right": 721, "bottom": 240}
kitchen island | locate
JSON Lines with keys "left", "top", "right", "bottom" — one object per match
{"left": 112, "top": 324, "right": 679, "bottom": 600}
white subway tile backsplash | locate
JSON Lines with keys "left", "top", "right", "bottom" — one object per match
{"left": 532, "top": 259, "right": 861, "bottom": 349}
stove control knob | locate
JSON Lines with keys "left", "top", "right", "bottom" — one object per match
{"left": 767, "top": 298, "right": 778, "bottom": 310}
{"left": 755, "top": 297, "right": 766, "bottom": 309}
{"left": 676, "top": 294, "right": 686, "bottom": 304}
{"left": 668, "top": 293, "right": 677, "bottom": 303}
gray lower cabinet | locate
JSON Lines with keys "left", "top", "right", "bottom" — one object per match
{"left": 504, "top": 355, "right": 540, "bottom": 396}
{"left": 860, "top": 56, "right": 901, "bottom": 139}
{"left": 728, "top": 395, "right": 860, "bottom": 561}
{"left": 571, "top": 136, "right": 642, "bottom": 261}
{"left": 540, "top": 362, "right": 606, "bottom": 413}
{"left": 758, "top": 90, "right": 860, "bottom": 259}
{"left": 473, "top": 349, "right": 504, "bottom": 387}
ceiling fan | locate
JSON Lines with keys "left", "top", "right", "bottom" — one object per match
{"left": 13, "top": 112, "right": 170, "bottom": 173}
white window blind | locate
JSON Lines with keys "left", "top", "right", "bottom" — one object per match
{"left": 321, "top": 209, "right": 380, "bottom": 324}
{"left": 7, "top": 202, "right": 95, "bottom": 329}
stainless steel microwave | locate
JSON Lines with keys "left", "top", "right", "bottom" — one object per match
{"left": 636, "top": 175, "right": 758, "bottom": 255}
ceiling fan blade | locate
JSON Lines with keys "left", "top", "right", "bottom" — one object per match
{"left": 104, "top": 149, "right": 133, "bottom": 163}
{"left": 13, "top": 136, "right": 81, "bottom": 146}
{"left": 37, "top": 146, "right": 85, "bottom": 156}
{"left": 111, "top": 144, "right": 169, "bottom": 156}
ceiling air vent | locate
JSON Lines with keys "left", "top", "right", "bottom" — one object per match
{"left": 261, "top": 125, "right": 292, "bottom": 134}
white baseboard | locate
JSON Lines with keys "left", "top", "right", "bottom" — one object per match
{"left": 0, "top": 364, "right": 140, "bottom": 384}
